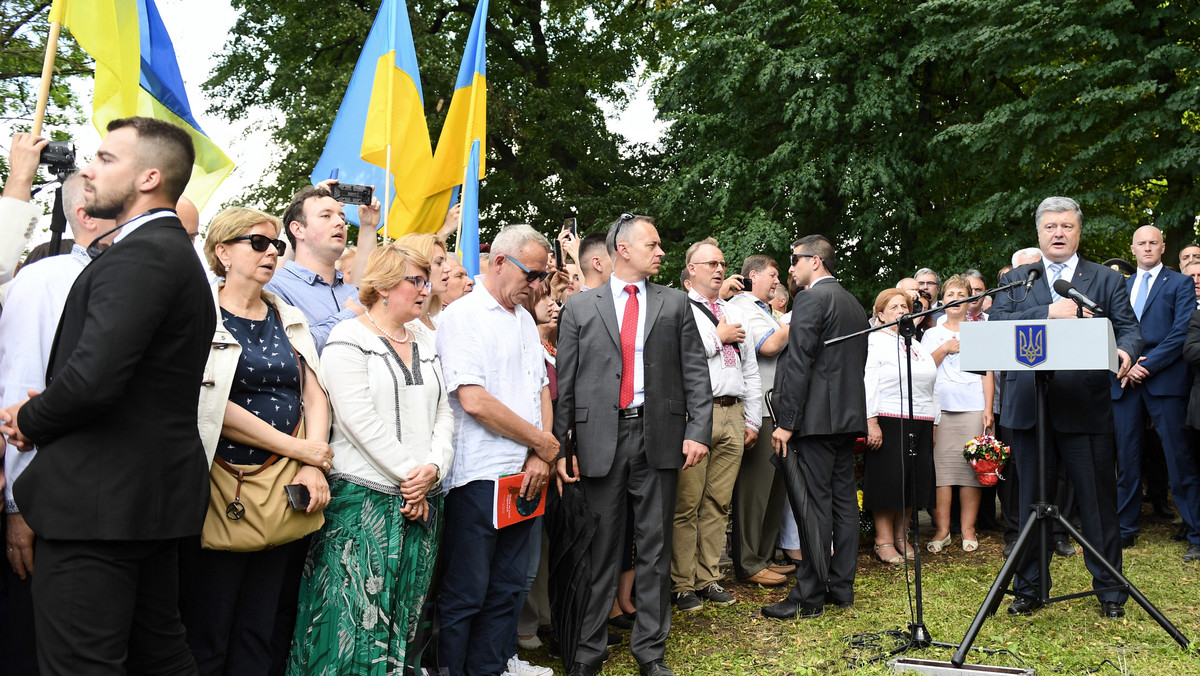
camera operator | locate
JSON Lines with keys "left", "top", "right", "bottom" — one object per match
{"left": 0, "top": 134, "right": 50, "bottom": 304}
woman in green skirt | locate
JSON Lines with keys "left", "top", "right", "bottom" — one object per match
{"left": 288, "top": 244, "right": 454, "bottom": 674}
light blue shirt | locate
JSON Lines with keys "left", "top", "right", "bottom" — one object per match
{"left": 265, "top": 259, "right": 359, "bottom": 353}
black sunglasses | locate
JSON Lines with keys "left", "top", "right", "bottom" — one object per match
{"left": 506, "top": 255, "right": 551, "bottom": 283}
{"left": 790, "top": 252, "right": 817, "bottom": 266}
{"left": 225, "top": 234, "right": 287, "bottom": 256}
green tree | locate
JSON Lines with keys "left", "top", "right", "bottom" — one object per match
{"left": 204, "top": 0, "right": 670, "bottom": 244}
{"left": 652, "top": 0, "right": 1200, "bottom": 301}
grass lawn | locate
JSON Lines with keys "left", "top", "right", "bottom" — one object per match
{"left": 523, "top": 516, "right": 1200, "bottom": 674}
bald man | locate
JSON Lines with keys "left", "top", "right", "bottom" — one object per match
{"left": 176, "top": 195, "right": 200, "bottom": 243}
{"left": 1111, "top": 225, "right": 1200, "bottom": 562}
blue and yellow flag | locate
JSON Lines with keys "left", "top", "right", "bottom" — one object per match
{"left": 50, "top": 0, "right": 235, "bottom": 210}
{"left": 460, "top": 139, "right": 482, "bottom": 277}
{"left": 311, "top": 0, "right": 432, "bottom": 234}
{"left": 422, "top": 0, "right": 488, "bottom": 242}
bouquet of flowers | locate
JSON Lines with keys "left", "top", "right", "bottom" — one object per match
{"left": 962, "top": 434, "right": 1011, "bottom": 487}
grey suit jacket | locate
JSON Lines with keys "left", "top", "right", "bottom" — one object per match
{"left": 554, "top": 280, "right": 713, "bottom": 476}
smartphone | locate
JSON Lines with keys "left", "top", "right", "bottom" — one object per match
{"left": 553, "top": 239, "right": 564, "bottom": 271}
{"left": 329, "top": 183, "right": 374, "bottom": 206}
{"left": 743, "top": 276, "right": 753, "bottom": 293}
{"left": 562, "top": 217, "right": 577, "bottom": 237}
{"left": 285, "top": 484, "right": 310, "bottom": 511}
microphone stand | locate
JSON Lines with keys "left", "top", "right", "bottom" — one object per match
{"left": 827, "top": 276, "right": 1029, "bottom": 654}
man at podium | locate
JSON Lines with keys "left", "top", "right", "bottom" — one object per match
{"left": 990, "top": 196, "right": 1142, "bottom": 619}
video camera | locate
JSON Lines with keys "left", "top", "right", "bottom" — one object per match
{"left": 39, "top": 140, "right": 76, "bottom": 176}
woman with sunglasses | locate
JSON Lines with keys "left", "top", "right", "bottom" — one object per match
{"left": 183, "top": 207, "right": 332, "bottom": 675}
{"left": 288, "top": 243, "right": 453, "bottom": 674}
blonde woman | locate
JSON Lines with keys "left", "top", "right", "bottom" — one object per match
{"left": 395, "top": 232, "right": 450, "bottom": 330}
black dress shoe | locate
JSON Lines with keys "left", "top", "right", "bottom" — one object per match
{"left": 1007, "top": 597, "right": 1044, "bottom": 616}
{"left": 1054, "top": 540, "right": 1076, "bottom": 557}
{"left": 824, "top": 592, "right": 853, "bottom": 609}
{"left": 607, "top": 630, "right": 622, "bottom": 646}
{"left": 639, "top": 658, "right": 675, "bottom": 676}
{"left": 608, "top": 612, "right": 635, "bottom": 630}
{"left": 1099, "top": 601, "right": 1125, "bottom": 618}
{"left": 1172, "top": 524, "right": 1189, "bottom": 542}
{"left": 1002, "top": 540, "right": 1015, "bottom": 558}
{"left": 1184, "top": 543, "right": 1200, "bottom": 562}
{"left": 1121, "top": 534, "right": 1137, "bottom": 549}
{"left": 761, "top": 599, "right": 823, "bottom": 619}
{"left": 567, "top": 663, "right": 601, "bottom": 676}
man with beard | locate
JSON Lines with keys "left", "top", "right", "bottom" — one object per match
{"left": 0, "top": 117, "right": 214, "bottom": 674}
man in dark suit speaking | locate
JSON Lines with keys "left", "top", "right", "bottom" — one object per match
{"left": 1, "top": 117, "right": 215, "bottom": 673}
{"left": 990, "top": 195, "right": 1142, "bottom": 619}
{"left": 761, "top": 234, "right": 868, "bottom": 620}
{"left": 554, "top": 213, "right": 712, "bottom": 676}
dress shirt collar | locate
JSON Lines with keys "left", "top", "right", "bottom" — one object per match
{"left": 1136, "top": 262, "right": 1164, "bottom": 280}
{"left": 1041, "top": 253, "right": 1079, "bottom": 280}
{"left": 280, "top": 259, "right": 345, "bottom": 287}
{"left": 112, "top": 208, "right": 176, "bottom": 244}
{"left": 808, "top": 274, "right": 835, "bottom": 287}
{"left": 687, "top": 288, "right": 722, "bottom": 307}
{"left": 610, "top": 273, "right": 646, "bottom": 299}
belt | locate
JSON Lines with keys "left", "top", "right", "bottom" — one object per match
{"left": 617, "top": 406, "right": 644, "bottom": 419}
{"left": 714, "top": 396, "right": 741, "bottom": 407}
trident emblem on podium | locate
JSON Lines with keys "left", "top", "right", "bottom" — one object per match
{"left": 1016, "top": 325, "right": 1047, "bottom": 367}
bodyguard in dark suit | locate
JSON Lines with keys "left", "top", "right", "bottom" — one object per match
{"left": 1, "top": 117, "right": 215, "bottom": 674}
{"left": 1110, "top": 226, "right": 1200, "bottom": 560}
{"left": 990, "top": 196, "right": 1142, "bottom": 619}
{"left": 555, "top": 214, "right": 712, "bottom": 676}
{"left": 762, "top": 235, "right": 868, "bottom": 620}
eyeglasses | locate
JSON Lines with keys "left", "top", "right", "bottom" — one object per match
{"left": 225, "top": 234, "right": 287, "bottom": 256}
{"left": 506, "top": 255, "right": 551, "bottom": 283}
{"left": 403, "top": 275, "right": 432, "bottom": 292}
{"left": 789, "top": 253, "right": 817, "bottom": 266}
{"left": 690, "top": 260, "right": 727, "bottom": 269}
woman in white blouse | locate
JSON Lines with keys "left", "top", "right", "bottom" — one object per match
{"left": 288, "top": 244, "right": 454, "bottom": 674}
{"left": 921, "top": 276, "right": 994, "bottom": 553}
{"left": 864, "top": 288, "right": 940, "bottom": 565}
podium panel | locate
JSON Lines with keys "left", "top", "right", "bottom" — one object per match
{"left": 959, "top": 318, "right": 1118, "bottom": 374}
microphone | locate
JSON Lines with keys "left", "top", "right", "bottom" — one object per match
{"left": 1023, "top": 266, "right": 1042, "bottom": 289}
{"left": 1052, "top": 279, "right": 1103, "bottom": 314}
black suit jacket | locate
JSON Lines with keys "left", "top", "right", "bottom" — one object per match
{"left": 772, "top": 277, "right": 869, "bottom": 436}
{"left": 14, "top": 215, "right": 216, "bottom": 541}
{"left": 991, "top": 259, "right": 1142, "bottom": 432}
{"left": 554, "top": 281, "right": 713, "bottom": 476}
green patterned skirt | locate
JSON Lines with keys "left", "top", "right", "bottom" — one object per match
{"left": 287, "top": 477, "right": 443, "bottom": 675}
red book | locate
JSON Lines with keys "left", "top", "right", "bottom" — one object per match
{"left": 492, "top": 473, "right": 547, "bottom": 529}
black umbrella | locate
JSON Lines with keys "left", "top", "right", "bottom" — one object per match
{"left": 766, "top": 390, "right": 830, "bottom": 588}
{"left": 545, "top": 429, "right": 598, "bottom": 669}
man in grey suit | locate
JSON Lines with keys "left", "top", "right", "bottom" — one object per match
{"left": 554, "top": 213, "right": 713, "bottom": 676}
{"left": 762, "top": 234, "right": 869, "bottom": 620}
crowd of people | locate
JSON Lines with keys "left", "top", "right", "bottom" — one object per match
{"left": 1, "top": 119, "right": 1200, "bottom": 676}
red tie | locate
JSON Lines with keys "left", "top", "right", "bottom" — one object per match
{"left": 619, "top": 285, "right": 639, "bottom": 408}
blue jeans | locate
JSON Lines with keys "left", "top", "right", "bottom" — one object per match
{"left": 438, "top": 480, "right": 534, "bottom": 676}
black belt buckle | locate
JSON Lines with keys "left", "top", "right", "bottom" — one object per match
{"left": 618, "top": 406, "right": 643, "bottom": 419}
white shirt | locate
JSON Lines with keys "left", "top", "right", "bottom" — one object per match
{"left": 610, "top": 274, "right": 647, "bottom": 408}
{"left": 1129, "top": 262, "right": 1164, "bottom": 309}
{"left": 437, "top": 284, "right": 548, "bottom": 491}
{"left": 322, "top": 320, "right": 454, "bottom": 491}
{"left": 864, "top": 331, "right": 941, "bottom": 423}
{"left": 727, "top": 292, "right": 781, "bottom": 419}
{"left": 1, "top": 245, "right": 91, "bottom": 512}
{"left": 921, "top": 324, "right": 985, "bottom": 412}
{"left": 688, "top": 289, "right": 762, "bottom": 429}
{"left": 112, "top": 209, "right": 176, "bottom": 244}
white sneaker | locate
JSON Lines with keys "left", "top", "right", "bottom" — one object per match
{"left": 507, "top": 655, "right": 553, "bottom": 676}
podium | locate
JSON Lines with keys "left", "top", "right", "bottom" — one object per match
{"left": 950, "top": 319, "right": 1189, "bottom": 666}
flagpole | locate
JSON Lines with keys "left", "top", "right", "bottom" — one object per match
{"left": 32, "top": 19, "right": 63, "bottom": 136}
{"left": 383, "top": 144, "right": 392, "bottom": 244}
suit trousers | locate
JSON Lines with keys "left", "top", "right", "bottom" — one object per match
{"left": 672, "top": 401, "right": 744, "bottom": 592}
{"left": 781, "top": 434, "right": 858, "bottom": 609}
{"left": 437, "top": 479, "right": 534, "bottom": 676}
{"left": 32, "top": 537, "right": 197, "bottom": 676}
{"left": 578, "top": 416, "right": 677, "bottom": 667}
{"left": 1113, "top": 390, "right": 1200, "bottom": 544}
{"left": 177, "top": 538, "right": 294, "bottom": 676}
{"left": 1009, "top": 428, "right": 1126, "bottom": 603}
{"left": 731, "top": 415, "right": 786, "bottom": 578}
{"left": 0, "top": 514, "right": 38, "bottom": 676}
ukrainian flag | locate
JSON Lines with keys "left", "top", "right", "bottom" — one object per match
{"left": 460, "top": 139, "right": 482, "bottom": 276}
{"left": 50, "top": 0, "right": 234, "bottom": 210}
{"left": 311, "top": 0, "right": 432, "bottom": 234}
{"left": 426, "top": 0, "right": 488, "bottom": 212}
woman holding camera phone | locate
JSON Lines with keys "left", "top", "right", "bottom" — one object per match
{"left": 182, "top": 207, "right": 332, "bottom": 675}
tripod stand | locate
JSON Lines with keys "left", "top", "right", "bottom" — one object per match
{"left": 951, "top": 364, "right": 1190, "bottom": 666}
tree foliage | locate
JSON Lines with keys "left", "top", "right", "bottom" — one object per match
{"left": 204, "top": 0, "right": 671, "bottom": 243}
{"left": 652, "top": 0, "right": 1200, "bottom": 302}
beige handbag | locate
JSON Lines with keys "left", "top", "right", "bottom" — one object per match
{"left": 200, "top": 305, "right": 325, "bottom": 551}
